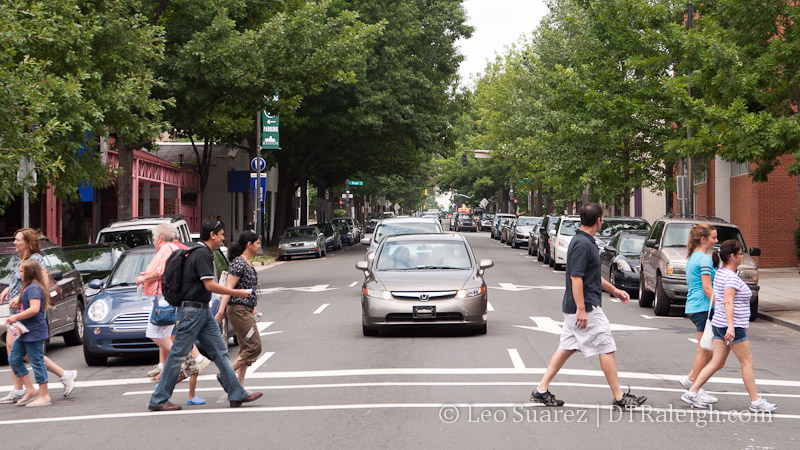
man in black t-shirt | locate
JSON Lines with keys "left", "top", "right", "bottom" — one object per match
{"left": 148, "top": 219, "right": 263, "bottom": 411}
{"left": 529, "top": 203, "right": 647, "bottom": 409}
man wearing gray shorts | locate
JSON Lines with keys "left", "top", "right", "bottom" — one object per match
{"left": 529, "top": 203, "right": 647, "bottom": 409}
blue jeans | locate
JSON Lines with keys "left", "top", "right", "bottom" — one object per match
{"left": 149, "top": 307, "right": 248, "bottom": 407}
{"left": 9, "top": 339, "right": 47, "bottom": 384}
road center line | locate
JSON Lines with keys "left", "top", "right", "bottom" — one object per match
{"left": 487, "top": 302, "right": 494, "bottom": 312}
{"left": 313, "top": 304, "right": 330, "bottom": 314}
{"left": 348, "top": 281, "right": 358, "bottom": 288}
{"left": 507, "top": 349, "right": 525, "bottom": 369}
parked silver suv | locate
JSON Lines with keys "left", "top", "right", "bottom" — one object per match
{"left": 638, "top": 215, "right": 761, "bottom": 318}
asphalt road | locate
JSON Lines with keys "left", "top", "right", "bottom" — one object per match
{"left": 1, "top": 231, "right": 799, "bottom": 450}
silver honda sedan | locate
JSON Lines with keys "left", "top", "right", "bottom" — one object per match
{"left": 355, "top": 233, "right": 493, "bottom": 336}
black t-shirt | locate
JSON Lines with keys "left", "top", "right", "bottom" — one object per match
{"left": 182, "top": 243, "right": 216, "bottom": 304}
{"left": 562, "top": 229, "right": 602, "bottom": 314}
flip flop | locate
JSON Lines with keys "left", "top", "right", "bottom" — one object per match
{"left": 16, "top": 396, "right": 38, "bottom": 407}
{"left": 25, "top": 401, "right": 52, "bottom": 408}
{"left": 150, "top": 374, "right": 161, "bottom": 383}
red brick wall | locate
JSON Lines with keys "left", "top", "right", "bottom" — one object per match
{"left": 730, "top": 155, "right": 799, "bottom": 268}
{"left": 694, "top": 159, "right": 716, "bottom": 217}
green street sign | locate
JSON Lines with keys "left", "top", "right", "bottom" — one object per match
{"left": 261, "top": 111, "right": 279, "bottom": 149}
{"left": 348, "top": 180, "right": 363, "bottom": 186}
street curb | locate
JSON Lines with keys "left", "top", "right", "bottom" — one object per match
{"left": 757, "top": 312, "right": 800, "bottom": 332}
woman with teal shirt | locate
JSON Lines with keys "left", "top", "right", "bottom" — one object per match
{"left": 680, "top": 223, "right": 718, "bottom": 404}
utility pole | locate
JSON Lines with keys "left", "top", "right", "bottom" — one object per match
{"left": 346, "top": 179, "right": 350, "bottom": 217}
{"left": 255, "top": 110, "right": 263, "bottom": 239}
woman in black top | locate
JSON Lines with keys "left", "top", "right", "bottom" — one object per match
{"left": 215, "top": 230, "right": 262, "bottom": 387}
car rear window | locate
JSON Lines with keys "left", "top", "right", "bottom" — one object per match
{"left": 374, "top": 222, "right": 442, "bottom": 243}
{"left": 599, "top": 220, "right": 650, "bottom": 237}
{"left": 98, "top": 230, "right": 153, "bottom": 248}
{"left": 63, "top": 247, "right": 113, "bottom": 272}
{"left": 517, "top": 218, "right": 541, "bottom": 226}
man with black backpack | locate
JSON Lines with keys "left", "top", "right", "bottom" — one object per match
{"left": 148, "top": 219, "right": 263, "bottom": 411}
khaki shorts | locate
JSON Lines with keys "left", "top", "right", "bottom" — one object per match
{"left": 227, "top": 304, "right": 262, "bottom": 365}
{"left": 559, "top": 307, "right": 617, "bottom": 358}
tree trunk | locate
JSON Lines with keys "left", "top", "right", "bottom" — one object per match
{"left": 300, "top": 181, "right": 308, "bottom": 225}
{"left": 116, "top": 136, "right": 133, "bottom": 220}
{"left": 270, "top": 154, "right": 297, "bottom": 245}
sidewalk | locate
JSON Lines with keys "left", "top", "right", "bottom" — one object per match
{"left": 756, "top": 267, "right": 800, "bottom": 331}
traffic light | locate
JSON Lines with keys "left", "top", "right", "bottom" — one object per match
{"left": 513, "top": 198, "right": 518, "bottom": 204}
{"left": 424, "top": 189, "right": 428, "bottom": 195}
{"left": 461, "top": 151, "right": 468, "bottom": 166}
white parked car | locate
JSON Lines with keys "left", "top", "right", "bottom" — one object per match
{"left": 549, "top": 216, "right": 581, "bottom": 270}
{"left": 96, "top": 215, "right": 191, "bottom": 248}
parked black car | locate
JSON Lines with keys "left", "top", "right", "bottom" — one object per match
{"left": 595, "top": 216, "right": 650, "bottom": 250}
{"left": 1, "top": 237, "right": 86, "bottom": 356}
{"left": 599, "top": 230, "right": 649, "bottom": 297}
{"left": 318, "top": 223, "right": 343, "bottom": 251}
{"left": 536, "top": 215, "right": 560, "bottom": 263}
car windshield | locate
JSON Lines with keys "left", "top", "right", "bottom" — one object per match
{"left": 482, "top": 214, "right": 494, "bottom": 220}
{"left": 715, "top": 226, "right": 747, "bottom": 251}
{"left": 662, "top": 223, "right": 692, "bottom": 247}
{"left": 374, "top": 222, "right": 441, "bottom": 244}
{"left": 376, "top": 241, "right": 472, "bottom": 270}
{"left": 285, "top": 228, "right": 316, "bottom": 238}
{"left": 63, "top": 247, "right": 113, "bottom": 272}
{"left": 559, "top": 221, "right": 581, "bottom": 236}
{"left": 599, "top": 220, "right": 649, "bottom": 237}
{"left": 547, "top": 219, "right": 558, "bottom": 231}
{"left": 107, "top": 252, "right": 155, "bottom": 288}
{"left": 517, "top": 218, "right": 541, "bottom": 226}
{"left": 98, "top": 230, "right": 152, "bottom": 248}
{"left": 0, "top": 254, "right": 20, "bottom": 285}
{"left": 618, "top": 235, "right": 647, "bottom": 255}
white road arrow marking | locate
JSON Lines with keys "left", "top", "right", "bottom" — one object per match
{"left": 514, "top": 316, "right": 658, "bottom": 335}
{"left": 313, "top": 304, "right": 330, "bottom": 314}
{"left": 246, "top": 352, "right": 275, "bottom": 375}
{"left": 348, "top": 281, "right": 358, "bottom": 288}
{"left": 640, "top": 315, "right": 683, "bottom": 320}
{"left": 487, "top": 302, "right": 494, "bottom": 312}
{"left": 507, "top": 349, "right": 526, "bottom": 369}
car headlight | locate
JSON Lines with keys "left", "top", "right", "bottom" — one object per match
{"left": 279, "top": 243, "right": 291, "bottom": 249}
{"left": 456, "top": 286, "right": 485, "bottom": 299}
{"left": 363, "top": 287, "right": 392, "bottom": 300}
{"left": 88, "top": 300, "right": 109, "bottom": 322}
{"left": 557, "top": 238, "right": 569, "bottom": 247}
{"left": 617, "top": 259, "right": 633, "bottom": 272}
{"left": 666, "top": 263, "right": 686, "bottom": 276}
{"left": 305, "top": 241, "right": 317, "bottom": 246}
{"left": 738, "top": 268, "right": 758, "bottom": 283}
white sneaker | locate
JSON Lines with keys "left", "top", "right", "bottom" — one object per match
{"left": 749, "top": 397, "right": 777, "bottom": 413}
{"left": 679, "top": 375, "right": 693, "bottom": 390}
{"left": 61, "top": 370, "right": 77, "bottom": 397}
{"left": 697, "top": 388, "right": 718, "bottom": 404}
{"left": 146, "top": 364, "right": 162, "bottom": 377}
{"left": 681, "top": 391, "right": 708, "bottom": 409}
{"left": 0, "top": 390, "right": 25, "bottom": 404}
{"left": 195, "top": 357, "right": 211, "bottom": 375}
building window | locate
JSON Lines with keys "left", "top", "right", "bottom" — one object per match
{"left": 692, "top": 157, "right": 707, "bottom": 184}
{"left": 731, "top": 161, "right": 750, "bottom": 177}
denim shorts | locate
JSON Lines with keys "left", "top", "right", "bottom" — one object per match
{"left": 687, "top": 309, "right": 714, "bottom": 332}
{"left": 712, "top": 325, "right": 748, "bottom": 345}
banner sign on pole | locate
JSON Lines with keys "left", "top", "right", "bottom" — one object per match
{"left": 251, "top": 173, "right": 267, "bottom": 204}
{"left": 261, "top": 111, "right": 279, "bottom": 149}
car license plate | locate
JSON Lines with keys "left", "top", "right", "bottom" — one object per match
{"left": 413, "top": 305, "right": 435, "bottom": 319}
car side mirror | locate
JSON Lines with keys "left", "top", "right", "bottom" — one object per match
{"left": 87, "top": 279, "right": 104, "bottom": 289}
{"left": 49, "top": 270, "right": 63, "bottom": 281}
{"left": 749, "top": 247, "right": 761, "bottom": 257}
{"left": 479, "top": 259, "right": 494, "bottom": 270}
{"left": 645, "top": 239, "right": 658, "bottom": 249}
{"left": 548, "top": 230, "right": 556, "bottom": 236}
{"left": 355, "top": 260, "right": 369, "bottom": 271}
{"left": 360, "top": 238, "right": 370, "bottom": 245}
{"left": 605, "top": 245, "right": 616, "bottom": 253}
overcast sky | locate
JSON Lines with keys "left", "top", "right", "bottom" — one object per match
{"left": 457, "top": 0, "right": 549, "bottom": 88}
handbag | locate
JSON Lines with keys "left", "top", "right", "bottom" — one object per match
{"left": 699, "top": 309, "right": 714, "bottom": 351}
{"left": 150, "top": 298, "right": 177, "bottom": 326}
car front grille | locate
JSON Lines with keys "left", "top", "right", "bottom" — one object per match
{"left": 386, "top": 312, "right": 464, "bottom": 322}
{"left": 391, "top": 291, "right": 458, "bottom": 300}
{"left": 110, "top": 311, "right": 150, "bottom": 331}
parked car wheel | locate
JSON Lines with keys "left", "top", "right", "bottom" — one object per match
{"left": 653, "top": 274, "right": 670, "bottom": 316}
{"left": 638, "top": 271, "right": 654, "bottom": 307}
{"left": 362, "top": 324, "right": 379, "bottom": 336}
{"left": 62, "top": 302, "right": 85, "bottom": 346}
{"left": 750, "top": 297, "right": 758, "bottom": 322}
{"left": 537, "top": 247, "right": 544, "bottom": 261}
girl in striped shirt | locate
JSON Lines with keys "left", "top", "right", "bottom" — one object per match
{"left": 681, "top": 239, "right": 777, "bottom": 412}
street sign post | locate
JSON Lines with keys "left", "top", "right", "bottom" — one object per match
{"left": 347, "top": 180, "right": 363, "bottom": 186}
{"left": 250, "top": 157, "right": 267, "bottom": 172}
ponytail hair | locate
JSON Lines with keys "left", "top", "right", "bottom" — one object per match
{"left": 20, "top": 259, "right": 50, "bottom": 309}
{"left": 227, "top": 230, "right": 260, "bottom": 261}
{"left": 687, "top": 223, "right": 715, "bottom": 258}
